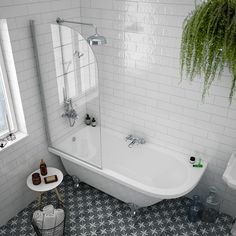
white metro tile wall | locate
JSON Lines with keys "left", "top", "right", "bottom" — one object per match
{"left": 0, "top": 0, "right": 81, "bottom": 226}
{"left": 81, "top": 0, "right": 236, "bottom": 217}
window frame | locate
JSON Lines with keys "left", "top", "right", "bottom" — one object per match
{"left": 0, "top": 44, "right": 17, "bottom": 138}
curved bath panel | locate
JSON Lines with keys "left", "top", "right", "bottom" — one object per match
{"left": 49, "top": 126, "right": 207, "bottom": 207}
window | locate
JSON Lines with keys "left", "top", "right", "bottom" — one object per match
{"left": 0, "top": 45, "right": 17, "bottom": 138}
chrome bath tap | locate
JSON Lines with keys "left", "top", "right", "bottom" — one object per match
{"left": 125, "top": 134, "right": 145, "bottom": 148}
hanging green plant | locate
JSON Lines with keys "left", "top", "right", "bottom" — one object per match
{"left": 180, "top": 0, "right": 236, "bottom": 103}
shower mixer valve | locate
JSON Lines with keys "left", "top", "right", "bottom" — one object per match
{"left": 62, "top": 99, "right": 78, "bottom": 119}
{"left": 62, "top": 98, "right": 78, "bottom": 127}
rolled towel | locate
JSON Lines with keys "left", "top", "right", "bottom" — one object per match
{"left": 33, "top": 210, "right": 44, "bottom": 229}
{"left": 231, "top": 223, "right": 236, "bottom": 236}
{"left": 42, "top": 205, "right": 54, "bottom": 215}
{"left": 54, "top": 209, "right": 65, "bottom": 226}
{"left": 54, "top": 209, "right": 64, "bottom": 236}
{"left": 42, "top": 213, "right": 56, "bottom": 230}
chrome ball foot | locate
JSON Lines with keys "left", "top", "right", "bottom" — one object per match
{"left": 128, "top": 203, "right": 139, "bottom": 218}
{"left": 72, "top": 175, "right": 81, "bottom": 188}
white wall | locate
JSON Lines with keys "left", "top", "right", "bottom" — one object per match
{"left": 0, "top": 0, "right": 81, "bottom": 226}
{"left": 81, "top": 0, "right": 236, "bottom": 217}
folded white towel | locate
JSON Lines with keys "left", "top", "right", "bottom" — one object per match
{"left": 42, "top": 205, "right": 54, "bottom": 215}
{"left": 42, "top": 213, "right": 56, "bottom": 230}
{"left": 55, "top": 209, "right": 65, "bottom": 226}
{"left": 33, "top": 210, "right": 44, "bottom": 229}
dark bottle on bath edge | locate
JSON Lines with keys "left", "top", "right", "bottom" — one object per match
{"left": 91, "top": 117, "right": 96, "bottom": 127}
{"left": 85, "top": 114, "right": 91, "bottom": 125}
{"left": 40, "top": 159, "right": 47, "bottom": 176}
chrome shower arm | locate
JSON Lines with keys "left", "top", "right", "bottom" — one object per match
{"left": 56, "top": 17, "right": 97, "bottom": 32}
{"left": 56, "top": 17, "right": 106, "bottom": 46}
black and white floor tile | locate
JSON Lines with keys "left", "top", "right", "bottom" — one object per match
{"left": 0, "top": 175, "right": 234, "bottom": 236}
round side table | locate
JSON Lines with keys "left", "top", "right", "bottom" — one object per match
{"left": 27, "top": 167, "right": 63, "bottom": 208}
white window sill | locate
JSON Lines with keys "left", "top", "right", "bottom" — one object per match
{"left": 0, "top": 131, "right": 28, "bottom": 152}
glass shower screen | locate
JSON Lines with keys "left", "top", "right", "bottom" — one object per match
{"left": 30, "top": 21, "right": 102, "bottom": 168}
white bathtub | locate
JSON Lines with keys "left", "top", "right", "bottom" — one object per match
{"left": 49, "top": 126, "right": 207, "bottom": 207}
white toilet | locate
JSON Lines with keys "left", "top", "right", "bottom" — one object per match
{"left": 223, "top": 152, "right": 236, "bottom": 236}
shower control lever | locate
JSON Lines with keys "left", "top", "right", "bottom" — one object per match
{"left": 125, "top": 134, "right": 133, "bottom": 141}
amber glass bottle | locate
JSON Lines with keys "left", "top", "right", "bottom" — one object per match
{"left": 40, "top": 159, "right": 47, "bottom": 176}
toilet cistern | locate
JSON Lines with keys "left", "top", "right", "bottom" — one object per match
{"left": 222, "top": 152, "right": 236, "bottom": 236}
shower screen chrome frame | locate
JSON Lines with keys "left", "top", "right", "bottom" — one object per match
{"left": 56, "top": 17, "right": 107, "bottom": 46}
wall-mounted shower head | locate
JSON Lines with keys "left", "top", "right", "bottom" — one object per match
{"left": 56, "top": 17, "right": 107, "bottom": 46}
{"left": 87, "top": 32, "right": 107, "bottom": 46}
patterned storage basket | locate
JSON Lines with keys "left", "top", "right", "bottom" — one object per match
{"left": 31, "top": 208, "right": 65, "bottom": 236}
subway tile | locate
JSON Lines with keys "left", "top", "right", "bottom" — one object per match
{"left": 91, "top": 0, "right": 112, "bottom": 10}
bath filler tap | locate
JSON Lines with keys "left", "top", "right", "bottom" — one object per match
{"left": 125, "top": 134, "right": 146, "bottom": 148}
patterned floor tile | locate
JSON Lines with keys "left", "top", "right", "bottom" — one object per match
{"left": 0, "top": 175, "right": 234, "bottom": 236}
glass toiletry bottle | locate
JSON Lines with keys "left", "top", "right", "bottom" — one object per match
{"left": 188, "top": 195, "right": 203, "bottom": 222}
{"left": 85, "top": 114, "right": 91, "bottom": 125}
{"left": 91, "top": 117, "right": 96, "bottom": 127}
{"left": 202, "top": 186, "right": 220, "bottom": 223}
{"left": 40, "top": 159, "right": 47, "bottom": 176}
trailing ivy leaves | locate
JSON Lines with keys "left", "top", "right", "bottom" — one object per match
{"left": 180, "top": 0, "right": 236, "bottom": 103}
